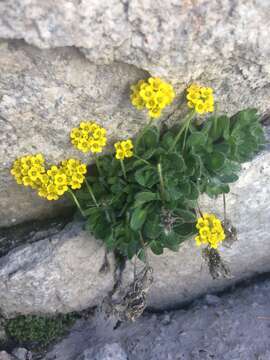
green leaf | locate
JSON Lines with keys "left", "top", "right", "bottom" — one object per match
{"left": 130, "top": 207, "right": 148, "bottom": 231}
{"left": 134, "top": 191, "right": 159, "bottom": 207}
{"left": 161, "top": 131, "right": 174, "bottom": 150}
{"left": 209, "top": 115, "right": 230, "bottom": 141}
{"left": 135, "top": 126, "right": 160, "bottom": 155}
{"left": 231, "top": 108, "right": 258, "bottom": 133}
{"left": 206, "top": 151, "right": 225, "bottom": 171}
{"left": 150, "top": 240, "right": 164, "bottom": 255}
{"left": 160, "top": 153, "right": 185, "bottom": 172}
{"left": 173, "top": 208, "right": 197, "bottom": 222}
{"left": 143, "top": 213, "right": 162, "bottom": 239}
{"left": 173, "top": 222, "right": 197, "bottom": 237}
{"left": 188, "top": 132, "right": 207, "bottom": 147}
{"left": 135, "top": 166, "right": 158, "bottom": 188}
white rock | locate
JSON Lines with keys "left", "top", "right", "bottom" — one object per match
{"left": 0, "top": 223, "right": 114, "bottom": 316}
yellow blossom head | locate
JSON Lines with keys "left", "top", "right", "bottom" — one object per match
{"left": 114, "top": 139, "right": 134, "bottom": 160}
{"left": 195, "top": 213, "right": 225, "bottom": 248}
{"left": 70, "top": 121, "right": 107, "bottom": 154}
{"left": 130, "top": 77, "right": 175, "bottom": 119}
{"left": 186, "top": 84, "right": 214, "bottom": 114}
{"left": 11, "top": 154, "right": 46, "bottom": 189}
{"left": 11, "top": 154, "right": 87, "bottom": 201}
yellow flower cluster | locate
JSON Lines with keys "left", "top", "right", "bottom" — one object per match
{"left": 195, "top": 213, "right": 225, "bottom": 249}
{"left": 70, "top": 121, "right": 107, "bottom": 154}
{"left": 130, "top": 77, "right": 175, "bottom": 119}
{"left": 114, "top": 139, "right": 134, "bottom": 160}
{"left": 11, "top": 155, "right": 87, "bottom": 201}
{"left": 186, "top": 84, "right": 214, "bottom": 114}
{"left": 11, "top": 154, "right": 46, "bottom": 189}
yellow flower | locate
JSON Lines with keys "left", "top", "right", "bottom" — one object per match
{"left": 11, "top": 154, "right": 88, "bottom": 201}
{"left": 186, "top": 84, "right": 214, "bottom": 114}
{"left": 114, "top": 139, "right": 134, "bottom": 160}
{"left": 60, "top": 158, "right": 87, "bottom": 190}
{"left": 195, "top": 213, "right": 225, "bottom": 249}
{"left": 70, "top": 121, "right": 107, "bottom": 154}
{"left": 130, "top": 77, "right": 175, "bottom": 119}
{"left": 11, "top": 154, "right": 46, "bottom": 189}
{"left": 149, "top": 107, "right": 162, "bottom": 119}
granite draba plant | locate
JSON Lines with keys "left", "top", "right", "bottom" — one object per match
{"left": 11, "top": 78, "right": 265, "bottom": 319}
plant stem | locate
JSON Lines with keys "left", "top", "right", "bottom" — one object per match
{"left": 139, "top": 231, "right": 150, "bottom": 268}
{"left": 213, "top": 102, "right": 219, "bottom": 136}
{"left": 170, "top": 110, "right": 195, "bottom": 151}
{"left": 120, "top": 159, "right": 127, "bottom": 180}
{"left": 157, "top": 162, "right": 166, "bottom": 201}
{"left": 68, "top": 188, "right": 85, "bottom": 217}
{"left": 196, "top": 200, "right": 203, "bottom": 218}
{"left": 84, "top": 178, "right": 99, "bottom": 207}
{"left": 134, "top": 154, "right": 152, "bottom": 166}
{"left": 223, "top": 193, "right": 227, "bottom": 223}
{"left": 182, "top": 115, "right": 193, "bottom": 151}
{"left": 94, "top": 155, "right": 102, "bottom": 175}
{"left": 135, "top": 119, "right": 153, "bottom": 147}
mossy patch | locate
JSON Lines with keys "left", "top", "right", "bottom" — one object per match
{"left": 5, "top": 313, "right": 78, "bottom": 350}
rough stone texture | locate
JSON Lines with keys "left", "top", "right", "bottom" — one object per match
{"left": 0, "top": 40, "right": 148, "bottom": 227}
{"left": 11, "top": 348, "right": 32, "bottom": 360}
{"left": 0, "top": 223, "right": 115, "bottom": 317}
{"left": 0, "top": 352, "right": 15, "bottom": 360}
{"left": 122, "top": 131, "right": 270, "bottom": 309}
{"left": 1, "top": 0, "right": 270, "bottom": 226}
{"left": 76, "top": 343, "right": 127, "bottom": 360}
{"left": 44, "top": 277, "right": 270, "bottom": 360}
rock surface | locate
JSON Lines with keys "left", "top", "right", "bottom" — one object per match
{"left": 0, "top": 352, "right": 16, "bottom": 360}
{"left": 0, "top": 129, "right": 270, "bottom": 315}
{"left": 43, "top": 277, "right": 270, "bottom": 360}
{"left": 1, "top": 0, "right": 270, "bottom": 226}
{"left": 0, "top": 223, "right": 115, "bottom": 317}
{"left": 76, "top": 343, "right": 127, "bottom": 360}
{"left": 0, "top": 41, "right": 147, "bottom": 227}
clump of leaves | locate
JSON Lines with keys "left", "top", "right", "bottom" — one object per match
{"left": 76, "top": 108, "right": 265, "bottom": 259}
{"left": 5, "top": 313, "right": 78, "bottom": 349}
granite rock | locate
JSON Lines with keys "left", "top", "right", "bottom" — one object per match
{"left": 0, "top": 223, "right": 115, "bottom": 317}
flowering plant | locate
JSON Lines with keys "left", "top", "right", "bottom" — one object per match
{"left": 11, "top": 78, "right": 265, "bottom": 277}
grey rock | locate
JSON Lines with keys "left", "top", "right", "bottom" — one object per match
{"left": 0, "top": 223, "right": 115, "bottom": 316}
{"left": 77, "top": 343, "right": 128, "bottom": 360}
{"left": 1, "top": 1, "right": 270, "bottom": 226}
{"left": 0, "top": 352, "right": 15, "bottom": 360}
{"left": 12, "top": 348, "right": 32, "bottom": 360}
{"left": 204, "top": 294, "right": 221, "bottom": 306}
{"left": 0, "top": 41, "right": 148, "bottom": 227}
{"left": 44, "top": 278, "right": 270, "bottom": 360}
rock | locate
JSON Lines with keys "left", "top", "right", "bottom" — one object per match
{"left": 0, "top": 223, "right": 115, "bottom": 316}
{"left": 160, "top": 314, "right": 171, "bottom": 325}
{"left": 204, "top": 294, "right": 221, "bottom": 306}
{"left": 1, "top": 1, "right": 270, "bottom": 226}
{"left": 12, "top": 348, "right": 32, "bottom": 360}
{"left": 0, "top": 352, "right": 15, "bottom": 360}
{"left": 44, "top": 278, "right": 270, "bottom": 360}
{"left": 77, "top": 343, "right": 128, "bottom": 360}
{"left": 121, "top": 137, "right": 270, "bottom": 309}
{"left": 0, "top": 315, "right": 6, "bottom": 343}
{"left": 0, "top": 41, "right": 148, "bottom": 227}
